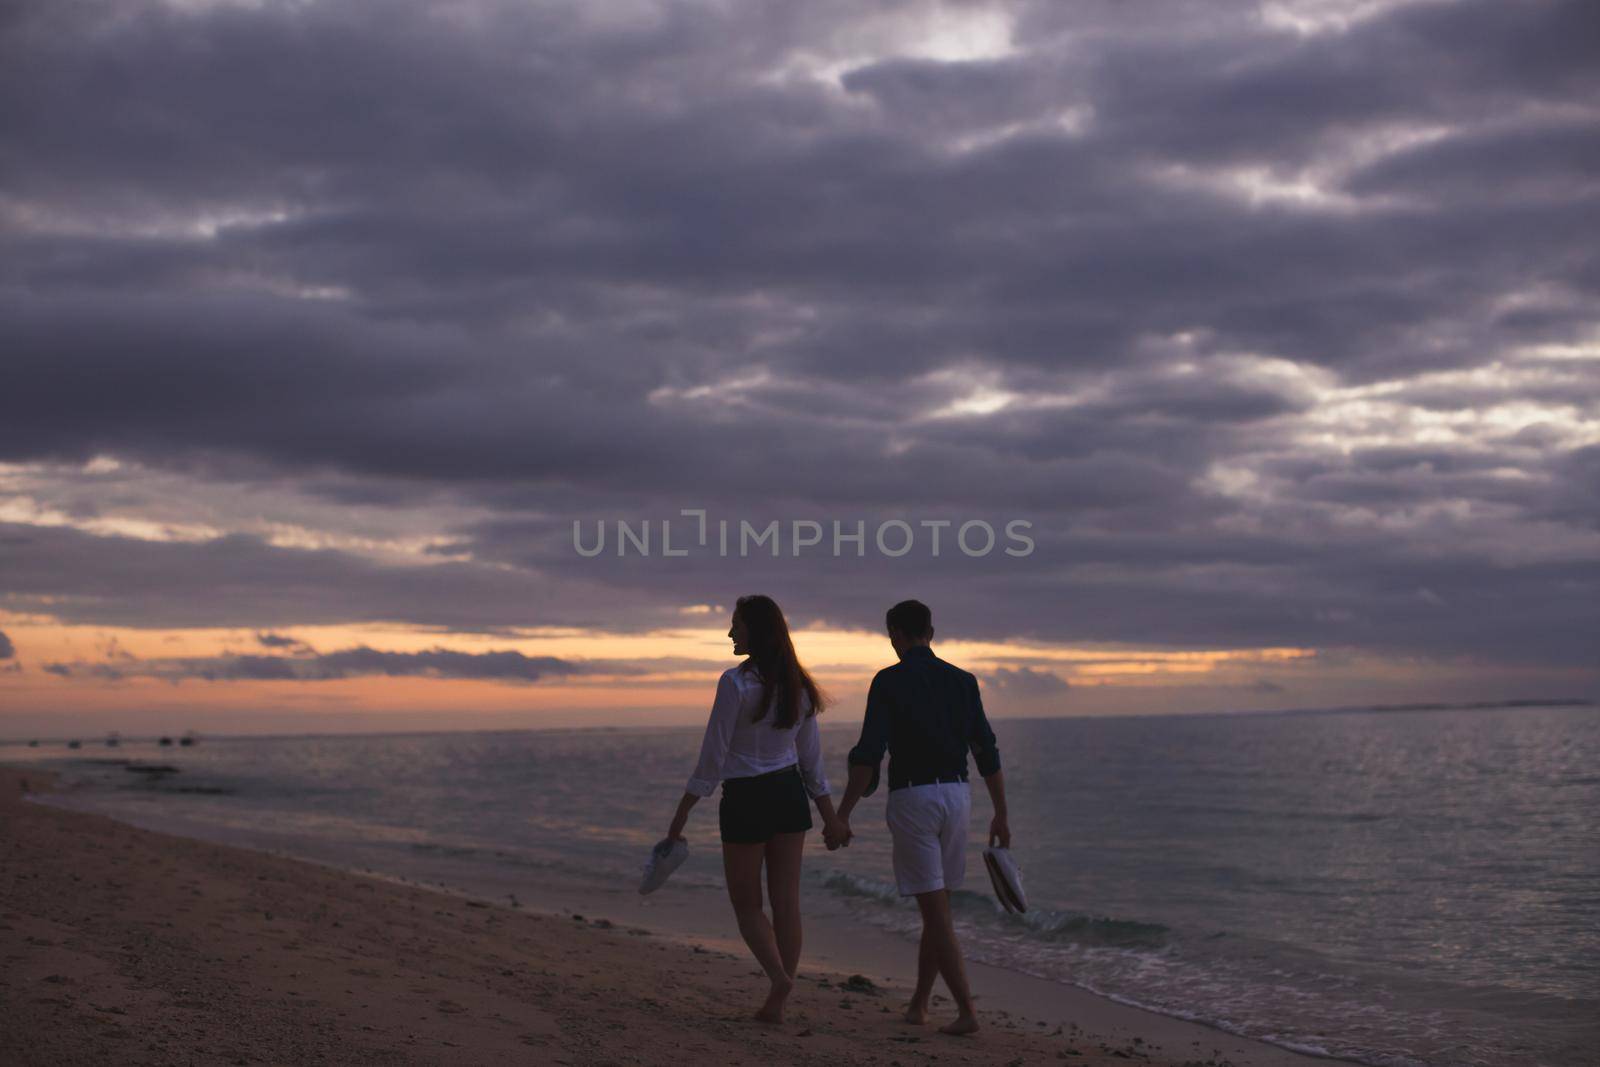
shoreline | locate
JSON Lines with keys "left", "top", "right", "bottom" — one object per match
{"left": 3, "top": 763, "right": 1332, "bottom": 1066}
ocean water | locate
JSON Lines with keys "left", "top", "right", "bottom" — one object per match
{"left": 6, "top": 704, "right": 1597, "bottom": 1067}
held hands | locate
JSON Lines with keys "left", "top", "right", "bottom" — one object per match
{"left": 823, "top": 816, "right": 853, "bottom": 851}
{"left": 989, "top": 812, "right": 1011, "bottom": 849}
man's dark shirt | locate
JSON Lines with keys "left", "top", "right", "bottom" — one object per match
{"left": 846, "top": 645, "right": 1001, "bottom": 796}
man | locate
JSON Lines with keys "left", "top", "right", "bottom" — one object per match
{"left": 830, "top": 599, "right": 1009, "bottom": 1037}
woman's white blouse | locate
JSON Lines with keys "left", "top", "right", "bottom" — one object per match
{"left": 685, "top": 665, "right": 830, "bottom": 799}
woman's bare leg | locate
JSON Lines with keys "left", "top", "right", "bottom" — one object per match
{"left": 723, "top": 841, "right": 793, "bottom": 1023}
{"left": 764, "top": 831, "right": 806, "bottom": 978}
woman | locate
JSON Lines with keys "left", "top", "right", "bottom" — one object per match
{"left": 665, "top": 594, "right": 845, "bottom": 1024}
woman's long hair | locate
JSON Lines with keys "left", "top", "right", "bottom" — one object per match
{"left": 735, "top": 594, "right": 826, "bottom": 729}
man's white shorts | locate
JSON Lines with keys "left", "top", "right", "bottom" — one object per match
{"left": 885, "top": 780, "right": 971, "bottom": 896}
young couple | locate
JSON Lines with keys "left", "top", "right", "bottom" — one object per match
{"left": 664, "top": 594, "right": 1010, "bottom": 1034}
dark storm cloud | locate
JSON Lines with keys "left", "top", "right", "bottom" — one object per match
{"left": 0, "top": 520, "right": 665, "bottom": 633}
{"left": 981, "top": 666, "right": 1069, "bottom": 697}
{"left": 41, "top": 646, "right": 585, "bottom": 684}
{"left": 307, "top": 647, "right": 579, "bottom": 682}
{"left": 1, "top": 0, "right": 1597, "bottom": 679}
{"left": 1343, "top": 119, "right": 1600, "bottom": 203}
{"left": 1074, "top": 0, "right": 1600, "bottom": 165}
{"left": 255, "top": 632, "right": 306, "bottom": 649}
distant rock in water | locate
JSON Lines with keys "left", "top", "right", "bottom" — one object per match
{"left": 67, "top": 740, "right": 81, "bottom": 749}
{"left": 158, "top": 736, "right": 173, "bottom": 746}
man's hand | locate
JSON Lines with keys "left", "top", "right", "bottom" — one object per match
{"left": 823, "top": 816, "right": 853, "bottom": 851}
{"left": 981, "top": 770, "right": 1010, "bottom": 849}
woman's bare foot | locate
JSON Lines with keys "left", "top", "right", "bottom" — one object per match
{"left": 754, "top": 974, "right": 794, "bottom": 1024}
{"left": 904, "top": 999, "right": 929, "bottom": 1025}
{"left": 939, "top": 1012, "right": 980, "bottom": 1036}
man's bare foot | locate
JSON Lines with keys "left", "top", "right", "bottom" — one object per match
{"left": 754, "top": 974, "right": 793, "bottom": 1024}
{"left": 939, "top": 1012, "right": 980, "bottom": 1036}
{"left": 904, "top": 1000, "right": 929, "bottom": 1025}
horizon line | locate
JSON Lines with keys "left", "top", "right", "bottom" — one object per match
{"left": 2, "top": 696, "right": 1593, "bottom": 747}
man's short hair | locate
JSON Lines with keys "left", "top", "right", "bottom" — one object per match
{"left": 885, "top": 599, "right": 933, "bottom": 640}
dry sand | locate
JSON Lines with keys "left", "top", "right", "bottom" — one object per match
{"left": 1, "top": 765, "right": 1328, "bottom": 1066}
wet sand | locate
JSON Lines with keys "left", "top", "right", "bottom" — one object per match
{"left": 1, "top": 765, "right": 1327, "bottom": 1066}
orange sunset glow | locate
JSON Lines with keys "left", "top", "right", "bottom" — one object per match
{"left": 8, "top": 603, "right": 1574, "bottom": 739}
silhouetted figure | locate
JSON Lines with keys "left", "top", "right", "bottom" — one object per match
{"left": 835, "top": 599, "right": 1010, "bottom": 1038}
{"left": 662, "top": 594, "right": 845, "bottom": 1026}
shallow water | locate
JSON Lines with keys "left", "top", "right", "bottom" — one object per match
{"left": 8, "top": 703, "right": 1597, "bottom": 1067}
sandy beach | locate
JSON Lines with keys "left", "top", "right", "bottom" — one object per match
{"left": 2, "top": 764, "right": 1328, "bottom": 1066}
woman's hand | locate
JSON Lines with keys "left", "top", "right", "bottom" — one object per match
{"left": 667, "top": 792, "right": 698, "bottom": 842}
{"left": 814, "top": 795, "right": 849, "bottom": 851}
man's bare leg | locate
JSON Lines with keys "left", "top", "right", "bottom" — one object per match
{"left": 905, "top": 921, "right": 937, "bottom": 1023}
{"left": 914, "top": 888, "right": 979, "bottom": 1035}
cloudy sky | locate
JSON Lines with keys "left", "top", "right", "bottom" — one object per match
{"left": 2, "top": 0, "right": 1596, "bottom": 737}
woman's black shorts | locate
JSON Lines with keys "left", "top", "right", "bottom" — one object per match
{"left": 718, "top": 763, "right": 814, "bottom": 845}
